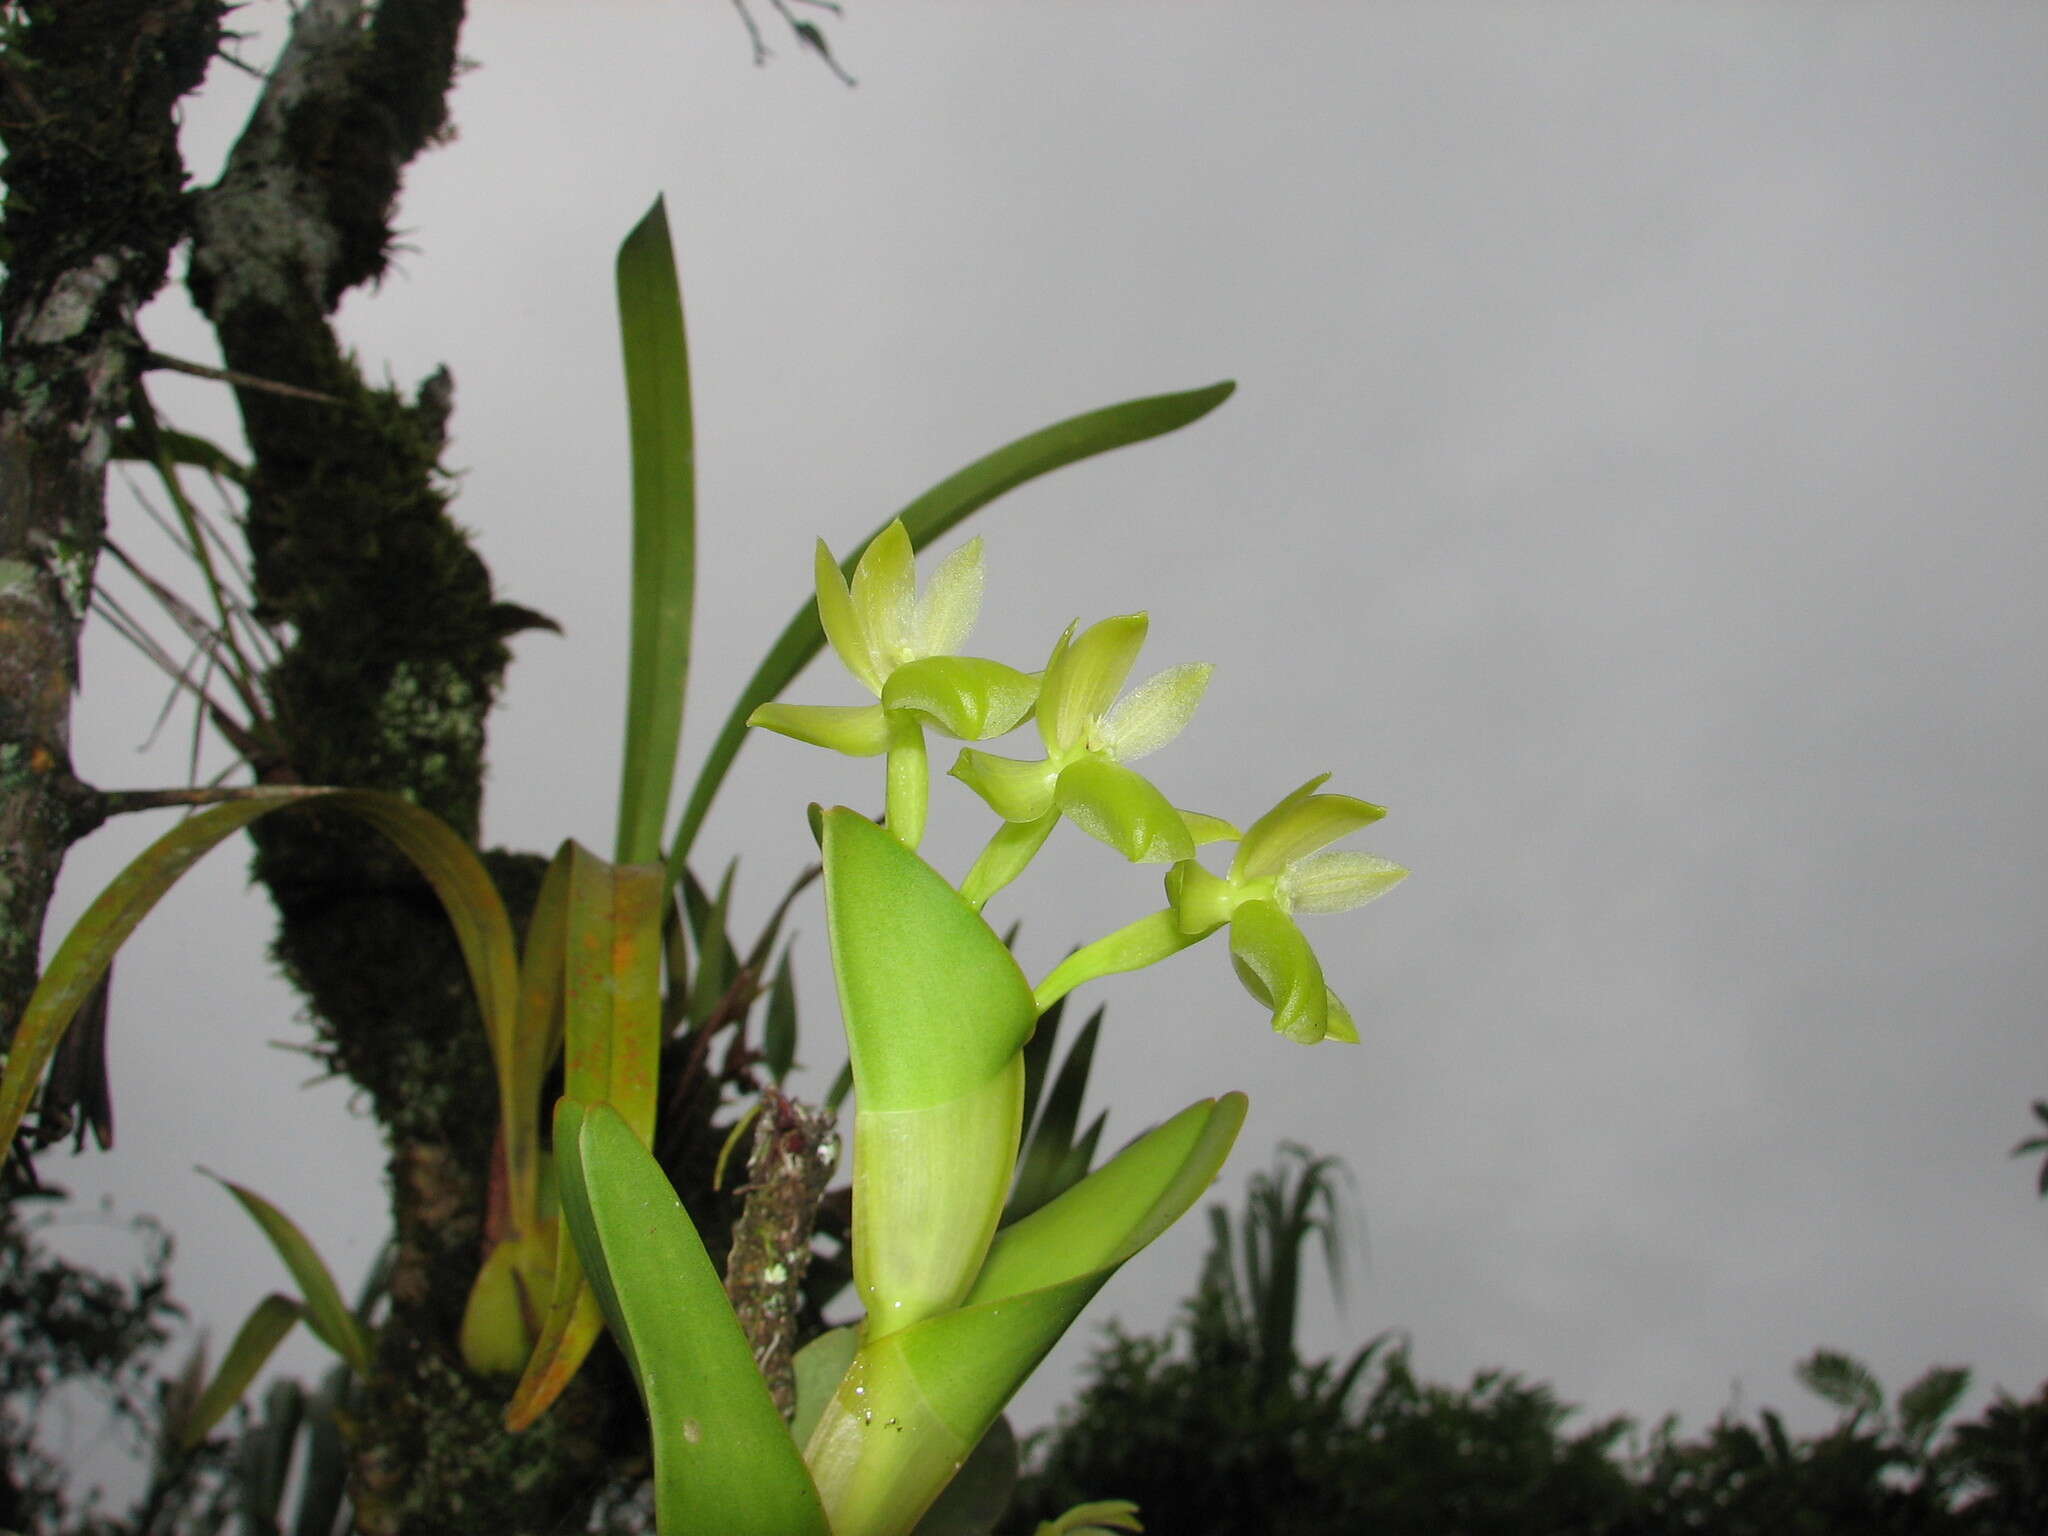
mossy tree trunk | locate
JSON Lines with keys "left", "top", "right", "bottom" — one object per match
{"left": 6, "top": 5, "right": 827, "bottom": 1528}
{"left": 0, "top": 0, "right": 224, "bottom": 1141}
{"left": 181, "top": 2, "right": 623, "bottom": 1530}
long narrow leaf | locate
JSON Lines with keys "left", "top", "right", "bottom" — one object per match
{"left": 1015, "top": 992, "right": 1066, "bottom": 1142}
{"left": 179, "top": 1293, "right": 305, "bottom": 1450}
{"left": 1007, "top": 1008, "right": 1102, "bottom": 1222}
{"left": 824, "top": 809, "right": 1034, "bottom": 1337}
{"left": 614, "top": 196, "right": 697, "bottom": 865}
{"left": 505, "top": 850, "right": 665, "bottom": 1429}
{"left": 666, "top": 380, "right": 1236, "bottom": 872}
{"left": 806, "top": 1095, "right": 1243, "bottom": 1536}
{"left": 1, "top": 788, "right": 523, "bottom": 1169}
{"left": 504, "top": 843, "right": 576, "bottom": 1236}
{"left": 556, "top": 1098, "right": 830, "bottom": 1535}
{"left": 211, "top": 1178, "right": 374, "bottom": 1375}
{"left": 763, "top": 948, "right": 798, "bottom": 1084}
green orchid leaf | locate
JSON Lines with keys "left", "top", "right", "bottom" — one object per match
{"left": 210, "top": 1177, "right": 374, "bottom": 1376}
{"left": 1231, "top": 775, "right": 1386, "bottom": 881}
{"left": 506, "top": 850, "right": 664, "bottom": 1429}
{"left": 1049, "top": 1111, "right": 1107, "bottom": 1205}
{"left": 1015, "top": 991, "right": 1066, "bottom": 1137}
{"left": 2, "top": 789, "right": 520, "bottom": 1160}
{"left": 748, "top": 701, "right": 892, "bottom": 756}
{"left": 1054, "top": 759, "right": 1196, "bottom": 864}
{"left": 791, "top": 1325, "right": 860, "bottom": 1452}
{"left": 178, "top": 1292, "right": 304, "bottom": 1450}
{"left": 0, "top": 793, "right": 307, "bottom": 1153}
{"left": 460, "top": 1228, "right": 550, "bottom": 1377}
{"left": 1038, "top": 615, "right": 1148, "bottom": 751}
{"left": 807, "top": 1275, "right": 1101, "bottom": 1536}
{"left": 501, "top": 842, "right": 575, "bottom": 1239}
{"left": 1007, "top": 1008, "right": 1102, "bottom": 1223}
{"left": 614, "top": 196, "right": 697, "bottom": 866}
{"left": 968, "top": 1093, "right": 1248, "bottom": 1307}
{"left": 292, "top": 1365, "right": 353, "bottom": 1536}
{"left": 911, "top": 1414, "right": 1018, "bottom": 1536}
{"left": 240, "top": 1379, "right": 305, "bottom": 1530}
{"left": 809, "top": 1094, "right": 1243, "bottom": 1532}
{"left": 824, "top": 808, "right": 1035, "bottom": 1335}
{"left": 556, "top": 1099, "right": 830, "bottom": 1536}
{"left": 882, "top": 656, "right": 1039, "bottom": 742}
{"left": 763, "top": 947, "right": 799, "bottom": 1083}
{"left": 667, "top": 380, "right": 1236, "bottom": 873}
{"left": 684, "top": 860, "right": 741, "bottom": 1026}
{"left": 1228, "top": 900, "right": 1330, "bottom": 1044}
{"left": 823, "top": 810, "right": 1034, "bottom": 1111}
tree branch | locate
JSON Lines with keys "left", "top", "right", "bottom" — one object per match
{"left": 0, "top": 0, "right": 225, "bottom": 1068}
{"left": 184, "top": 4, "right": 622, "bottom": 1529}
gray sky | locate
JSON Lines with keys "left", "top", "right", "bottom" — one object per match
{"left": 42, "top": 0, "right": 2048, "bottom": 1487}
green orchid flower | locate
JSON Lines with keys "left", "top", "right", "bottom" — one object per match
{"left": 952, "top": 613, "right": 1229, "bottom": 906}
{"left": 1164, "top": 774, "right": 1407, "bottom": 1044}
{"left": 748, "top": 520, "right": 1039, "bottom": 849}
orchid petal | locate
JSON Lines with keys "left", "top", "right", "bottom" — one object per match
{"left": 850, "top": 519, "right": 916, "bottom": 672}
{"left": 746, "top": 701, "right": 890, "bottom": 756}
{"left": 813, "top": 540, "right": 877, "bottom": 693}
{"left": 1278, "top": 849, "right": 1408, "bottom": 915}
{"left": 1233, "top": 776, "right": 1386, "bottom": 881}
{"left": 1178, "top": 808, "right": 1240, "bottom": 846}
{"left": 1039, "top": 614, "right": 1147, "bottom": 751}
{"left": 1054, "top": 759, "right": 1197, "bottom": 864}
{"left": 1228, "top": 900, "right": 1329, "bottom": 1044}
{"left": 915, "top": 535, "right": 984, "bottom": 657}
{"left": 1097, "top": 662, "right": 1213, "bottom": 761}
{"left": 1322, "top": 987, "right": 1360, "bottom": 1044}
{"left": 952, "top": 748, "right": 1060, "bottom": 823}
{"left": 883, "top": 656, "right": 1039, "bottom": 741}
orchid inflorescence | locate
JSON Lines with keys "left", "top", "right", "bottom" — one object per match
{"left": 750, "top": 518, "right": 1407, "bottom": 1048}
{"left": 0, "top": 198, "right": 1414, "bottom": 1536}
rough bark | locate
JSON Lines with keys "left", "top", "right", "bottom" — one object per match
{"left": 183, "top": 3, "right": 619, "bottom": 1530}
{"left": 0, "top": 0, "right": 224, "bottom": 1111}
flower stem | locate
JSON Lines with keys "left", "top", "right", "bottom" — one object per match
{"left": 1032, "top": 907, "right": 1209, "bottom": 1015}
{"left": 884, "top": 713, "right": 928, "bottom": 850}
{"left": 960, "top": 812, "right": 1057, "bottom": 911}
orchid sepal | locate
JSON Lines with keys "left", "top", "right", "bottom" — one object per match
{"left": 1054, "top": 758, "right": 1198, "bottom": 864}
{"left": 747, "top": 701, "right": 891, "bottom": 756}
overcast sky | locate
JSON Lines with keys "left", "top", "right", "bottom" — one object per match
{"left": 40, "top": 0, "right": 2048, "bottom": 1491}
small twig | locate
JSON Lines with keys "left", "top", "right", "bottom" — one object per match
{"left": 141, "top": 350, "right": 344, "bottom": 405}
